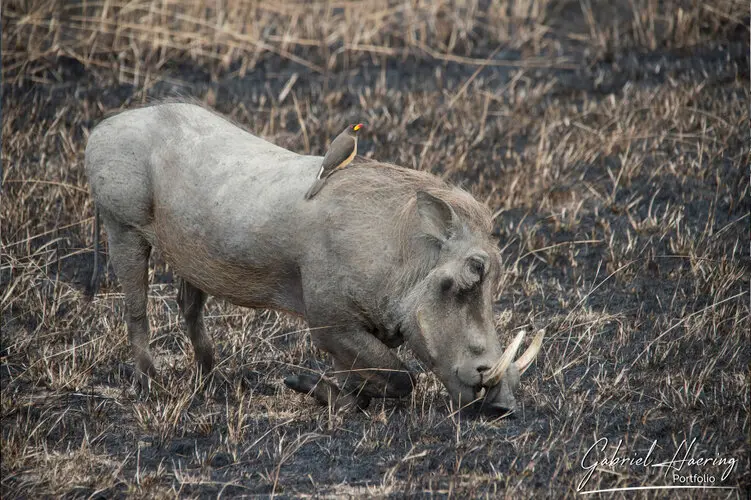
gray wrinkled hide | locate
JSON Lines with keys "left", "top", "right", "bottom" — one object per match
{"left": 85, "top": 103, "right": 522, "bottom": 413}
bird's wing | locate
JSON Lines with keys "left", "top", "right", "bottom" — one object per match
{"left": 314, "top": 163, "right": 325, "bottom": 179}
{"left": 320, "top": 134, "right": 355, "bottom": 175}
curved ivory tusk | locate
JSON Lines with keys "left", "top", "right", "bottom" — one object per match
{"left": 483, "top": 330, "right": 525, "bottom": 387}
{"left": 514, "top": 329, "right": 544, "bottom": 375}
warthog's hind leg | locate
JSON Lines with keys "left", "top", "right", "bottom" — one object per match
{"left": 103, "top": 216, "right": 155, "bottom": 392}
{"left": 177, "top": 279, "right": 214, "bottom": 374}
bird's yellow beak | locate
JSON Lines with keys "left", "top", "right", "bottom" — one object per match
{"left": 353, "top": 124, "right": 364, "bottom": 132}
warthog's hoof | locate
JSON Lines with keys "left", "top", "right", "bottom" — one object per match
{"left": 133, "top": 358, "right": 157, "bottom": 400}
{"left": 284, "top": 373, "right": 322, "bottom": 395}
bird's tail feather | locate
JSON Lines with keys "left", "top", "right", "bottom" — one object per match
{"left": 304, "top": 178, "right": 327, "bottom": 200}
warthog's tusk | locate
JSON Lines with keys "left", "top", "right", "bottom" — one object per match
{"left": 483, "top": 330, "right": 525, "bottom": 387}
{"left": 514, "top": 329, "right": 544, "bottom": 375}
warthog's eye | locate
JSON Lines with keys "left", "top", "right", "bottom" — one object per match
{"left": 468, "top": 257, "right": 485, "bottom": 281}
{"left": 454, "top": 255, "right": 487, "bottom": 292}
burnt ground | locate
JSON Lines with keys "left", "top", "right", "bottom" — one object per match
{"left": 1, "top": 1, "right": 750, "bottom": 498}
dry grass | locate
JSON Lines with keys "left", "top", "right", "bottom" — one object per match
{"left": 2, "top": 0, "right": 750, "bottom": 497}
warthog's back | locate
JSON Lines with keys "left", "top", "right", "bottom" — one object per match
{"left": 85, "top": 103, "right": 322, "bottom": 312}
{"left": 86, "top": 103, "right": 318, "bottom": 232}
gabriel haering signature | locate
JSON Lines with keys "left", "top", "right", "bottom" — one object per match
{"left": 578, "top": 437, "right": 737, "bottom": 492}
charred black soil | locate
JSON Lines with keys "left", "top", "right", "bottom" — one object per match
{"left": 2, "top": 1, "right": 749, "bottom": 497}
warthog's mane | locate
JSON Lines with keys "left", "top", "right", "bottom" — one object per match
{"left": 327, "top": 162, "right": 501, "bottom": 297}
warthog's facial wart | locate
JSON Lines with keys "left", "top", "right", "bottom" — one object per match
{"left": 402, "top": 191, "right": 543, "bottom": 414}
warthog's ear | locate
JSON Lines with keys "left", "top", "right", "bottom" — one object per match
{"left": 415, "top": 191, "right": 457, "bottom": 243}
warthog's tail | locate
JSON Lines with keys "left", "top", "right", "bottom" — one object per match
{"left": 304, "top": 178, "right": 327, "bottom": 200}
{"left": 86, "top": 205, "right": 101, "bottom": 299}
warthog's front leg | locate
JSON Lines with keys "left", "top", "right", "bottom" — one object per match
{"left": 285, "top": 325, "right": 415, "bottom": 410}
{"left": 284, "top": 373, "right": 371, "bottom": 411}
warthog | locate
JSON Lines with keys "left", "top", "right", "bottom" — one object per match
{"left": 85, "top": 103, "right": 543, "bottom": 414}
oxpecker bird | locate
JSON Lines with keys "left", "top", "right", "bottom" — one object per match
{"left": 305, "top": 123, "right": 363, "bottom": 200}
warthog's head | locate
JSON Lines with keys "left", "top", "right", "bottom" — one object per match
{"left": 399, "top": 191, "right": 543, "bottom": 415}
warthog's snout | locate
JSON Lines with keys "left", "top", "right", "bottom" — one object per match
{"left": 479, "top": 329, "right": 544, "bottom": 414}
{"left": 451, "top": 329, "right": 544, "bottom": 415}
{"left": 415, "top": 296, "right": 544, "bottom": 415}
